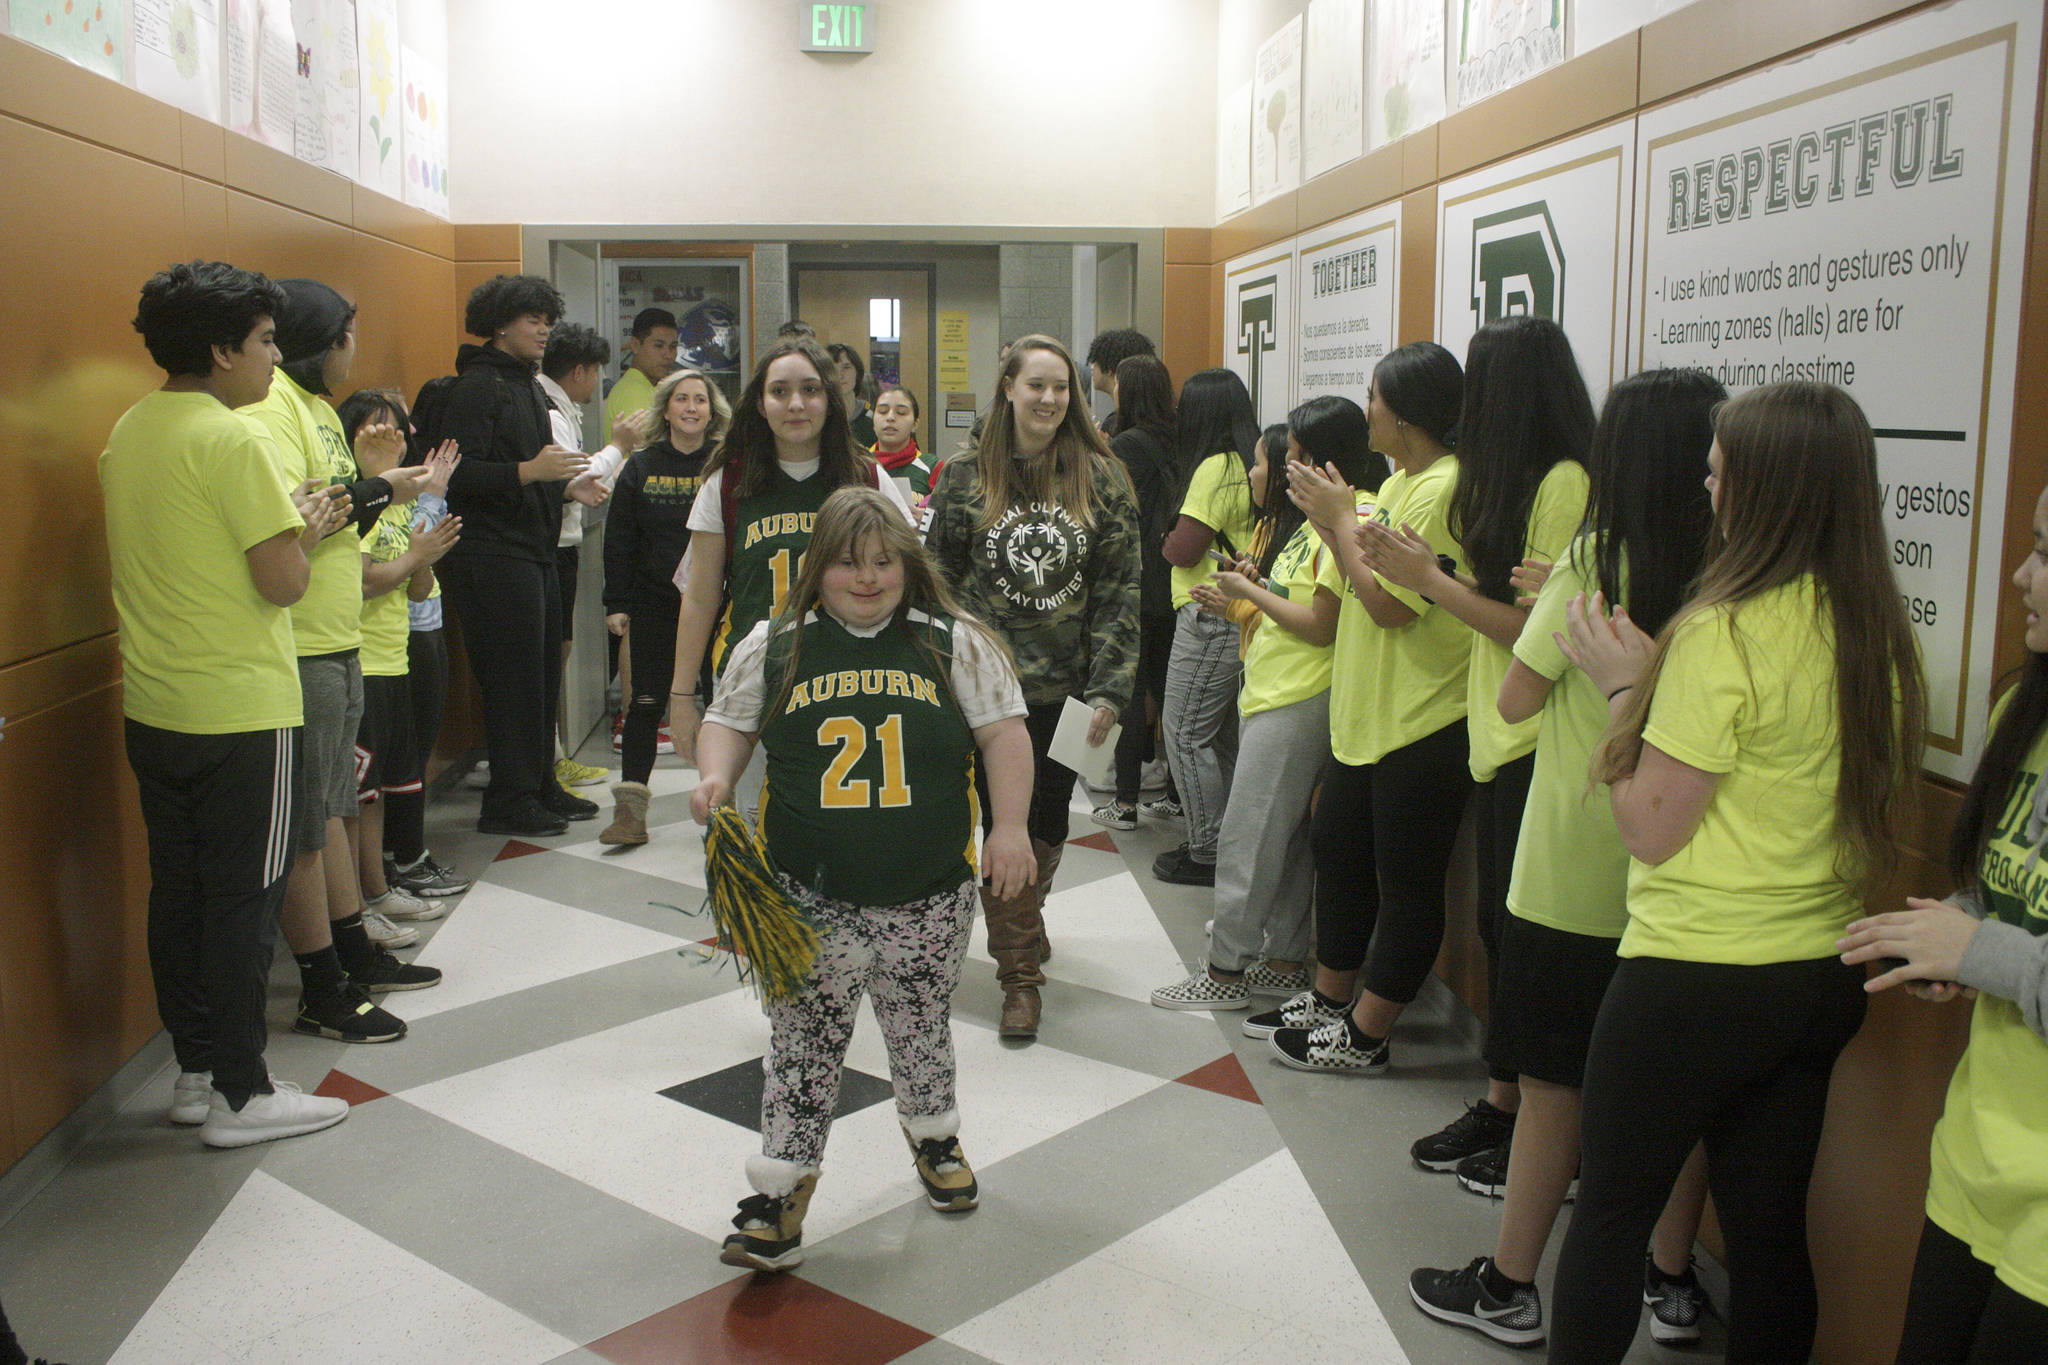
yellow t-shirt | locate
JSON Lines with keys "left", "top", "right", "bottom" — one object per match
{"left": 1506, "top": 536, "right": 1628, "bottom": 939}
{"left": 1323, "top": 456, "right": 1469, "bottom": 767}
{"left": 99, "top": 390, "right": 304, "bottom": 733}
{"left": 604, "top": 367, "right": 657, "bottom": 443}
{"left": 358, "top": 502, "right": 415, "bottom": 678}
{"left": 1622, "top": 577, "right": 1858, "bottom": 963}
{"left": 1169, "top": 451, "right": 1259, "bottom": 609}
{"left": 1927, "top": 702, "right": 2048, "bottom": 1308}
{"left": 1238, "top": 518, "right": 1339, "bottom": 718}
{"left": 240, "top": 372, "right": 363, "bottom": 656}
{"left": 1467, "top": 460, "right": 1590, "bottom": 781}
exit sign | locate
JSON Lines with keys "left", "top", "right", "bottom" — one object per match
{"left": 800, "top": 2, "right": 875, "bottom": 53}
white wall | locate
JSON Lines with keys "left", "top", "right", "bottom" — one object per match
{"left": 448, "top": 0, "right": 1216, "bottom": 226}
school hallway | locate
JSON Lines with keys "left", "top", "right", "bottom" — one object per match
{"left": 0, "top": 734, "right": 1725, "bottom": 1365}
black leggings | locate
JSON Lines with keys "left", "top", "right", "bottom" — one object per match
{"left": 977, "top": 700, "right": 1072, "bottom": 849}
{"left": 1551, "top": 954, "right": 1868, "bottom": 1363}
{"left": 1310, "top": 720, "right": 1472, "bottom": 1002}
{"left": 621, "top": 596, "right": 681, "bottom": 785}
{"left": 440, "top": 555, "right": 562, "bottom": 817}
{"left": 1476, "top": 751, "right": 1535, "bottom": 1084}
{"left": 1895, "top": 1217, "right": 2048, "bottom": 1364}
{"left": 1114, "top": 613, "right": 1176, "bottom": 804}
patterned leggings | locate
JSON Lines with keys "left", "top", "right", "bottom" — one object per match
{"left": 761, "top": 876, "right": 978, "bottom": 1168}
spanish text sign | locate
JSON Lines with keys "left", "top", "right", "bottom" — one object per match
{"left": 1631, "top": 0, "right": 2042, "bottom": 775}
{"left": 1293, "top": 201, "right": 1401, "bottom": 414}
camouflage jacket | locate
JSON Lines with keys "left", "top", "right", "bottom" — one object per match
{"left": 925, "top": 454, "right": 1141, "bottom": 712}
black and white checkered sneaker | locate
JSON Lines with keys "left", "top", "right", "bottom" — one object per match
{"left": 1268, "top": 1017, "right": 1390, "bottom": 1074}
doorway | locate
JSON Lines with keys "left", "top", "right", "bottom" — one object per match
{"left": 794, "top": 268, "right": 933, "bottom": 449}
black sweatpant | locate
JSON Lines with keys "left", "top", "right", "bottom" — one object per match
{"left": 385, "top": 626, "right": 448, "bottom": 866}
{"left": 124, "top": 720, "right": 298, "bottom": 1107}
{"left": 977, "top": 701, "right": 1072, "bottom": 849}
{"left": 621, "top": 594, "right": 680, "bottom": 785}
{"left": 1310, "top": 720, "right": 1472, "bottom": 1002}
{"left": 1114, "top": 612, "right": 1175, "bottom": 803}
{"left": 440, "top": 554, "right": 561, "bottom": 819}
{"left": 1895, "top": 1217, "right": 2048, "bottom": 1364}
{"left": 1476, "top": 751, "right": 1535, "bottom": 1084}
{"left": 1550, "top": 954, "right": 1868, "bottom": 1363}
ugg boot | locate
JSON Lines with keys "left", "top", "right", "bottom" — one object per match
{"left": 599, "top": 781, "right": 650, "bottom": 846}
{"left": 981, "top": 874, "right": 1046, "bottom": 1040}
{"left": 1031, "top": 837, "right": 1064, "bottom": 963}
{"left": 903, "top": 1110, "right": 977, "bottom": 1211}
{"left": 720, "top": 1155, "right": 819, "bottom": 1271}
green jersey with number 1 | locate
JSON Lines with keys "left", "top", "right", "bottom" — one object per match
{"left": 713, "top": 467, "right": 837, "bottom": 673}
{"left": 759, "top": 609, "right": 976, "bottom": 906}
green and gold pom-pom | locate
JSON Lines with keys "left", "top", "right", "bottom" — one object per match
{"left": 700, "top": 806, "right": 820, "bottom": 1002}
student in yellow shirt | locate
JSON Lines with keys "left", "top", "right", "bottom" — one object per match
{"left": 1408, "top": 368, "right": 1724, "bottom": 1347}
{"left": 1252, "top": 342, "right": 1469, "bottom": 1076}
{"left": 1361, "top": 317, "right": 1594, "bottom": 1189}
{"left": 1549, "top": 381, "right": 1927, "bottom": 1363}
{"left": 1838, "top": 480, "right": 2048, "bottom": 1358}
{"left": 1153, "top": 369, "right": 1263, "bottom": 886}
{"left": 603, "top": 307, "right": 677, "bottom": 446}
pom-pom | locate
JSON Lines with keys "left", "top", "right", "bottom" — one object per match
{"left": 700, "top": 806, "right": 820, "bottom": 1002}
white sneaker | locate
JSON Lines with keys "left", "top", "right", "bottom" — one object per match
{"left": 1140, "top": 759, "right": 1170, "bottom": 793}
{"left": 361, "top": 908, "right": 418, "bottom": 950}
{"left": 170, "top": 1070, "right": 212, "bottom": 1125}
{"left": 463, "top": 760, "right": 491, "bottom": 790}
{"left": 367, "top": 886, "right": 446, "bottom": 923}
{"left": 198, "top": 1082, "right": 348, "bottom": 1148}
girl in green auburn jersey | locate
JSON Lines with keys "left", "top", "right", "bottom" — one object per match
{"left": 1549, "top": 382, "right": 1927, "bottom": 1363}
{"left": 1360, "top": 318, "right": 1594, "bottom": 1199}
{"left": 1838, "top": 480, "right": 2048, "bottom": 1361}
{"left": 1408, "top": 369, "right": 1725, "bottom": 1349}
{"left": 1256, "top": 342, "right": 1471, "bottom": 1077}
{"left": 690, "top": 486, "right": 1035, "bottom": 1275}
{"left": 669, "top": 338, "right": 914, "bottom": 766}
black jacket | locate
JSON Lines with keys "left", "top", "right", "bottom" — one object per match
{"left": 602, "top": 440, "right": 706, "bottom": 614}
{"left": 441, "top": 343, "right": 561, "bottom": 562}
{"left": 1112, "top": 426, "right": 1177, "bottom": 620}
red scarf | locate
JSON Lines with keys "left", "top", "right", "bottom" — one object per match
{"left": 873, "top": 435, "right": 920, "bottom": 472}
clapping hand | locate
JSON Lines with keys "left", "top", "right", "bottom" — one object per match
{"left": 1358, "top": 519, "right": 1442, "bottom": 594}
{"left": 611, "top": 408, "right": 651, "bottom": 452}
{"left": 408, "top": 513, "right": 461, "bottom": 567}
{"left": 352, "top": 420, "right": 408, "bottom": 469}
{"left": 1555, "top": 591, "right": 1654, "bottom": 699}
{"left": 1510, "top": 558, "right": 1554, "bottom": 606}
{"left": 292, "top": 478, "right": 350, "bottom": 540}
{"left": 422, "top": 440, "right": 460, "bottom": 498}
{"left": 1285, "top": 458, "right": 1357, "bottom": 530}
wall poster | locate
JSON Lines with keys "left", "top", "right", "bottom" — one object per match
{"left": 224, "top": 0, "right": 296, "bottom": 151}
{"left": 1251, "top": 14, "right": 1302, "bottom": 206}
{"left": 1292, "top": 200, "right": 1401, "bottom": 415}
{"left": 133, "top": 0, "right": 220, "bottom": 119}
{"left": 10, "top": 0, "right": 126, "bottom": 79}
{"left": 1369, "top": 0, "right": 1445, "bottom": 150}
{"left": 1630, "top": 0, "right": 2042, "bottom": 775}
{"left": 1455, "top": 0, "right": 1567, "bottom": 109}
{"left": 1224, "top": 243, "right": 1298, "bottom": 427}
{"left": 399, "top": 44, "right": 447, "bottom": 217}
{"left": 1302, "top": 0, "right": 1365, "bottom": 182}
{"left": 1217, "top": 79, "right": 1253, "bottom": 221}
{"left": 1437, "top": 119, "right": 1636, "bottom": 402}
{"left": 354, "top": 0, "right": 400, "bottom": 197}
{"left": 290, "top": 0, "right": 357, "bottom": 179}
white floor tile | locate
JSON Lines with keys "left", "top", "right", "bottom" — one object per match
{"left": 944, "top": 1256, "right": 1272, "bottom": 1365}
{"left": 399, "top": 883, "right": 691, "bottom": 1021}
{"left": 110, "top": 1172, "right": 575, "bottom": 1365}
{"left": 551, "top": 819, "right": 710, "bottom": 889}
{"left": 970, "top": 868, "right": 1188, "bottom": 1005}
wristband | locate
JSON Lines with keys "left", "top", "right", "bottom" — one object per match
{"left": 1605, "top": 684, "right": 1634, "bottom": 702}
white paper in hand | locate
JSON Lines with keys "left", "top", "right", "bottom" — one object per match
{"left": 1048, "top": 695, "right": 1118, "bottom": 786}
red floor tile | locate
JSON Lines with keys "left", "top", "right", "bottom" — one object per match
{"left": 1176, "top": 1052, "right": 1262, "bottom": 1105}
{"left": 493, "top": 839, "right": 550, "bottom": 861}
{"left": 313, "top": 1069, "right": 389, "bottom": 1106}
{"left": 1067, "top": 830, "right": 1117, "bottom": 852}
{"left": 586, "top": 1273, "right": 932, "bottom": 1364}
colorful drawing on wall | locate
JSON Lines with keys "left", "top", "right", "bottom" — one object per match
{"left": 1368, "top": 0, "right": 1445, "bottom": 148}
{"left": 289, "top": 0, "right": 357, "bottom": 178}
{"left": 1251, "top": 14, "right": 1302, "bottom": 207}
{"left": 134, "top": 0, "right": 220, "bottom": 120}
{"left": 354, "top": 0, "right": 399, "bottom": 197}
{"left": 10, "top": 0, "right": 127, "bottom": 80}
{"left": 1301, "top": 0, "right": 1364, "bottom": 181}
{"left": 1455, "top": 0, "right": 1566, "bottom": 109}
{"left": 399, "top": 44, "right": 448, "bottom": 217}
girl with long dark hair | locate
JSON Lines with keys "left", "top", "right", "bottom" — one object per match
{"left": 1550, "top": 381, "right": 1927, "bottom": 1361}
{"left": 1152, "top": 368, "right": 1263, "bottom": 885}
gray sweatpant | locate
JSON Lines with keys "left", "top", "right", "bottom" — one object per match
{"left": 1208, "top": 688, "right": 1329, "bottom": 973}
{"left": 1162, "top": 603, "right": 1241, "bottom": 861}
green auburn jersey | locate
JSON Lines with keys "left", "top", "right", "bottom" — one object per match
{"left": 713, "top": 467, "right": 839, "bottom": 674}
{"left": 758, "top": 609, "right": 977, "bottom": 906}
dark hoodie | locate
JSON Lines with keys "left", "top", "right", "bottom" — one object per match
{"left": 441, "top": 342, "right": 561, "bottom": 562}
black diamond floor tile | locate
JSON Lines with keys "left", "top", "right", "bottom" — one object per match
{"left": 657, "top": 1055, "right": 898, "bottom": 1132}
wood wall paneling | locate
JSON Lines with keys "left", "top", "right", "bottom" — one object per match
{"left": 1296, "top": 141, "right": 1405, "bottom": 237}
{"left": 453, "top": 223, "right": 523, "bottom": 262}
{"left": 1437, "top": 32, "right": 1641, "bottom": 180}
{"left": 1162, "top": 227, "right": 1213, "bottom": 266}
{"left": 1402, "top": 124, "right": 1440, "bottom": 194}
{"left": 177, "top": 112, "right": 224, "bottom": 182}
{"left": 0, "top": 35, "right": 181, "bottom": 166}
{"left": 1161, "top": 263, "right": 1215, "bottom": 392}
{"left": 351, "top": 182, "right": 456, "bottom": 260}
{"left": 1398, "top": 187, "right": 1439, "bottom": 345}
{"left": 181, "top": 178, "right": 230, "bottom": 257}
{"left": 221, "top": 132, "right": 353, "bottom": 226}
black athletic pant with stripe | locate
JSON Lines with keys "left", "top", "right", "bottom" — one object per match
{"left": 124, "top": 720, "right": 298, "bottom": 1108}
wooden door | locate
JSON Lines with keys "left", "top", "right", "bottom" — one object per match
{"left": 794, "top": 269, "right": 931, "bottom": 449}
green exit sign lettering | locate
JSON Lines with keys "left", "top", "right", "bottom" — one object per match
{"left": 800, "top": 2, "right": 875, "bottom": 53}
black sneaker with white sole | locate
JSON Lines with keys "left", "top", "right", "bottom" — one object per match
{"left": 293, "top": 983, "right": 407, "bottom": 1043}
{"left": 1242, "top": 988, "right": 1346, "bottom": 1040}
{"left": 1412, "top": 1099, "right": 1516, "bottom": 1172}
{"left": 1644, "top": 1254, "right": 1705, "bottom": 1343}
{"left": 1409, "top": 1257, "right": 1544, "bottom": 1347}
{"left": 1455, "top": 1137, "right": 1577, "bottom": 1201}
{"left": 349, "top": 948, "right": 443, "bottom": 993}
{"left": 1268, "top": 1017, "right": 1390, "bottom": 1074}
{"left": 386, "top": 853, "right": 472, "bottom": 898}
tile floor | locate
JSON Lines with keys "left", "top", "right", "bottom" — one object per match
{"left": 0, "top": 738, "right": 1725, "bottom": 1364}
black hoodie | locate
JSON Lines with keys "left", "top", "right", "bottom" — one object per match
{"left": 441, "top": 342, "right": 562, "bottom": 562}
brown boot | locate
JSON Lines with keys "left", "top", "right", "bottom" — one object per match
{"left": 599, "top": 781, "right": 650, "bottom": 845}
{"left": 1032, "top": 837, "right": 1065, "bottom": 963}
{"left": 981, "top": 874, "right": 1046, "bottom": 1040}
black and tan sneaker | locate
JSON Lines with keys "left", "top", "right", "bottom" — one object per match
{"left": 293, "top": 983, "right": 407, "bottom": 1043}
{"left": 719, "top": 1174, "right": 818, "bottom": 1272}
{"left": 906, "top": 1132, "right": 978, "bottom": 1212}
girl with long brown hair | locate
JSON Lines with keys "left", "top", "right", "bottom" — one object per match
{"left": 1549, "top": 380, "right": 1926, "bottom": 1361}
{"left": 691, "top": 486, "right": 1034, "bottom": 1273}
{"left": 925, "top": 334, "right": 1142, "bottom": 1039}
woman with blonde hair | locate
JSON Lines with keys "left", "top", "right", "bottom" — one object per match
{"left": 599, "top": 366, "right": 731, "bottom": 843}
{"left": 925, "top": 334, "right": 1142, "bottom": 1039}
{"left": 1551, "top": 381, "right": 1926, "bottom": 1361}
{"left": 692, "top": 485, "right": 1035, "bottom": 1272}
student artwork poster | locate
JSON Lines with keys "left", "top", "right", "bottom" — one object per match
{"left": 1454, "top": 0, "right": 1566, "bottom": 109}
{"left": 1368, "top": 0, "right": 1445, "bottom": 149}
{"left": 1629, "top": 0, "right": 2043, "bottom": 776}
{"left": 9, "top": 0, "right": 126, "bottom": 79}
{"left": 1251, "top": 14, "right": 1302, "bottom": 206}
{"left": 1301, "top": 0, "right": 1365, "bottom": 182}
{"left": 224, "top": 0, "right": 296, "bottom": 151}
{"left": 133, "top": 0, "right": 220, "bottom": 120}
